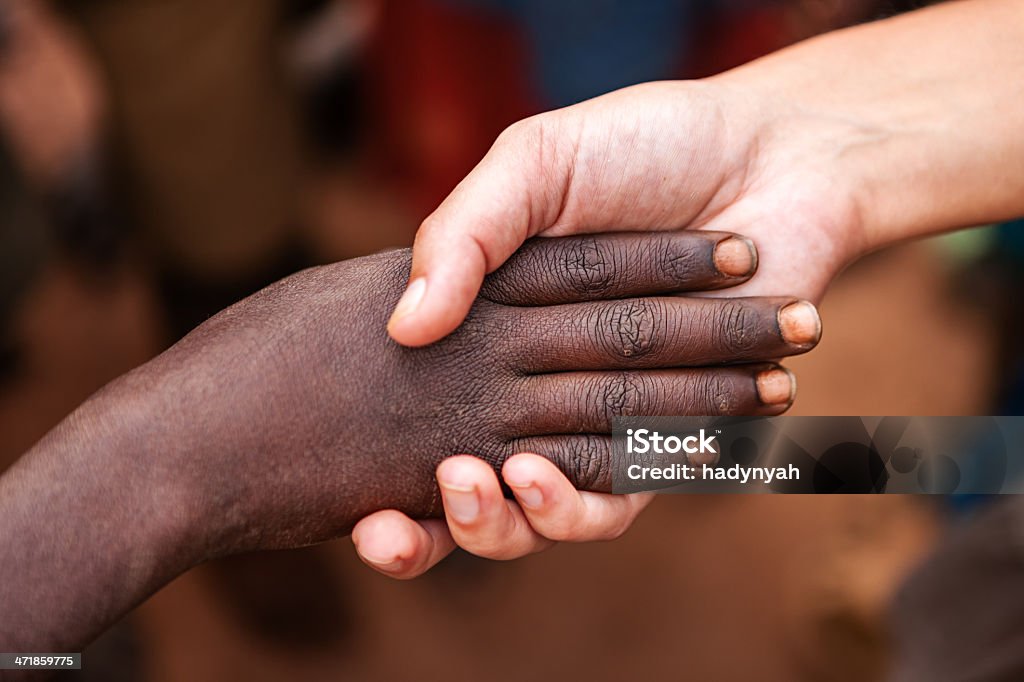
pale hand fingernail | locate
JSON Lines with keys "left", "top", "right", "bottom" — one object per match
{"left": 778, "top": 300, "right": 821, "bottom": 345}
{"left": 756, "top": 367, "right": 796, "bottom": 406}
{"left": 509, "top": 483, "right": 544, "bottom": 510}
{"left": 388, "top": 277, "right": 427, "bottom": 327}
{"left": 356, "top": 545, "right": 405, "bottom": 573}
{"left": 440, "top": 481, "right": 480, "bottom": 524}
{"left": 713, "top": 237, "right": 757, "bottom": 277}
{"left": 364, "top": 556, "right": 405, "bottom": 573}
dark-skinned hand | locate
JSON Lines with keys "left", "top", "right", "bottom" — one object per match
{"left": 0, "top": 231, "right": 820, "bottom": 655}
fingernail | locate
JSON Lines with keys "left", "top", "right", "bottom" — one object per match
{"left": 354, "top": 542, "right": 405, "bottom": 572}
{"left": 757, "top": 367, "right": 796, "bottom": 405}
{"left": 508, "top": 483, "right": 544, "bottom": 510}
{"left": 389, "top": 277, "right": 427, "bottom": 326}
{"left": 778, "top": 301, "right": 821, "bottom": 345}
{"left": 363, "top": 556, "right": 405, "bottom": 573}
{"left": 713, "top": 237, "right": 757, "bottom": 277}
{"left": 440, "top": 481, "right": 479, "bottom": 524}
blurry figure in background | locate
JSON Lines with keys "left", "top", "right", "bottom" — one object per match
{"left": 449, "top": 0, "right": 698, "bottom": 107}
{"left": 888, "top": 497, "right": 1024, "bottom": 682}
{"left": 884, "top": 217, "right": 1024, "bottom": 681}
{"left": 0, "top": 138, "right": 47, "bottom": 380}
{"left": 57, "top": 0, "right": 316, "bottom": 338}
{"left": 0, "top": 0, "right": 115, "bottom": 379}
{"left": 366, "top": 0, "right": 890, "bottom": 215}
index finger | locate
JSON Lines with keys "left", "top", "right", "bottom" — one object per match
{"left": 481, "top": 231, "right": 757, "bottom": 306}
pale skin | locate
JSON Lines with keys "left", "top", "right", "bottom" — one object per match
{"left": 358, "top": 0, "right": 1024, "bottom": 578}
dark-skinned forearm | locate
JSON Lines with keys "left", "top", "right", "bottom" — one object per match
{"left": 0, "top": 377, "right": 198, "bottom": 657}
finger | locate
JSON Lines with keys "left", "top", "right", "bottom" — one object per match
{"left": 507, "top": 435, "right": 614, "bottom": 491}
{"left": 351, "top": 510, "right": 456, "bottom": 580}
{"left": 512, "top": 296, "right": 821, "bottom": 373}
{"left": 387, "top": 116, "right": 570, "bottom": 347}
{"left": 515, "top": 365, "right": 796, "bottom": 437}
{"left": 480, "top": 231, "right": 757, "bottom": 306}
{"left": 502, "top": 453, "right": 654, "bottom": 542}
{"left": 436, "top": 455, "right": 555, "bottom": 560}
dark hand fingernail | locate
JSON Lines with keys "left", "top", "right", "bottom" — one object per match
{"left": 756, "top": 367, "right": 796, "bottom": 405}
{"left": 778, "top": 301, "right": 821, "bottom": 345}
{"left": 713, "top": 237, "right": 757, "bottom": 277}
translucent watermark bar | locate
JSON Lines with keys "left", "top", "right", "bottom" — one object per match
{"left": 611, "top": 416, "right": 1024, "bottom": 494}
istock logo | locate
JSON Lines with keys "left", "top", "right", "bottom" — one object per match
{"left": 625, "top": 428, "right": 718, "bottom": 455}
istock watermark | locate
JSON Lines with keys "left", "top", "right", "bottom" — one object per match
{"left": 624, "top": 427, "right": 800, "bottom": 484}
{"left": 625, "top": 428, "right": 718, "bottom": 456}
{"left": 611, "top": 416, "right": 1024, "bottom": 494}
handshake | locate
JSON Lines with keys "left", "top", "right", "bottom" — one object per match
{"left": 10, "top": 0, "right": 1019, "bottom": 648}
{"left": 130, "top": 230, "right": 820, "bottom": 554}
{"left": 0, "top": 228, "right": 821, "bottom": 655}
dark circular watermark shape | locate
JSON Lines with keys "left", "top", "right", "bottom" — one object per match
{"left": 729, "top": 437, "right": 759, "bottom": 466}
{"left": 813, "top": 442, "right": 889, "bottom": 493}
{"left": 891, "top": 446, "right": 921, "bottom": 474}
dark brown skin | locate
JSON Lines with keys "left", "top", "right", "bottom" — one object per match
{"left": 0, "top": 231, "right": 818, "bottom": 659}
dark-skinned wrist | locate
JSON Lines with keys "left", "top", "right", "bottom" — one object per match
{"left": 95, "top": 357, "right": 269, "bottom": 567}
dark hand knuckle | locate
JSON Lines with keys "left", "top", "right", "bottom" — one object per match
{"left": 560, "top": 238, "right": 616, "bottom": 296}
{"left": 563, "top": 435, "right": 605, "bottom": 490}
{"left": 482, "top": 247, "right": 544, "bottom": 303}
{"left": 702, "top": 373, "right": 738, "bottom": 414}
{"left": 715, "top": 301, "right": 758, "bottom": 354}
{"left": 601, "top": 299, "right": 658, "bottom": 360}
{"left": 658, "top": 238, "right": 701, "bottom": 283}
{"left": 598, "top": 372, "right": 646, "bottom": 420}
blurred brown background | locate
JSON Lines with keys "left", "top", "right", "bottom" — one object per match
{"left": 0, "top": 1, "right": 1002, "bottom": 680}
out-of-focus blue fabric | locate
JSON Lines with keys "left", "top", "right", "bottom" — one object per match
{"left": 994, "top": 219, "right": 1024, "bottom": 417}
{"left": 995, "top": 219, "right": 1024, "bottom": 260}
{"left": 950, "top": 219, "right": 1024, "bottom": 515}
{"left": 445, "top": 0, "right": 697, "bottom": 106}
